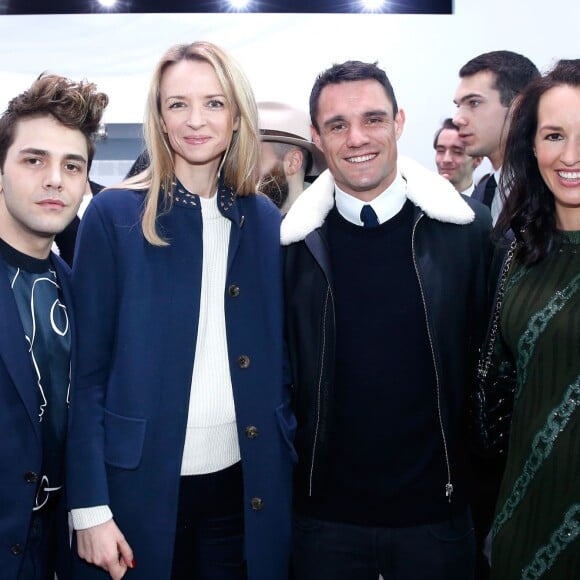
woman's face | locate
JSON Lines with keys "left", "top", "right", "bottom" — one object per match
{"left": 159, "top": 59, "right": 238, "bottom": 176}
{"left": 534, "top": 84, "right": 580, "bottom": 229}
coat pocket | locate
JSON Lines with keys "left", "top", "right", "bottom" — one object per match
{"left": 104, "top": 408, "right": 147, "bottom": 469}
{"left": 275, "top": 403, "right": 298, "bottom": 464}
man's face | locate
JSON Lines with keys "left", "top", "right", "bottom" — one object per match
{"left": 435, "top": 128, "right": 480, "bottom": 191}
{"left": 453, "top": 71, "right": 509, "bottom": 167}
{"left": 312, "top": 79, "right": 404, "bottom": 202}
{"left": 0, "top": 115, "right": 88, "bottom": 258}
{"left": 258, "top": 141, "right": 289, "bottom": 208}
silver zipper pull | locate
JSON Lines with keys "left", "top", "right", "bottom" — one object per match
{"left": 446, "top": 482, "right": 454, "bottom": 500}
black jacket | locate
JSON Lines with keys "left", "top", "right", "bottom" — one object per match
{"left": 282, "top": 157, "right": 493, "bottom": 505}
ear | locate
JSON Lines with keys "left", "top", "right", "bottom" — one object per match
{"left": 394, "top": 109, "right": 405, "bottom": 140}
{"left": 311, "top": 125, "right": 324, "bottom": 153}
{"left": 284, "top": 148, "right": 304, "bottom": 177}
{"left": 233, "top": 115, "right": 240, "bottom": 133}
{"left": 160, "top": 115, "right": 167, "bottom": 134}
{"left": 472, "top": 156, "right": 484, "bottom": 170}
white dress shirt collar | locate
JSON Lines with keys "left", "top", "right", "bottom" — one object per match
{"left": 334, "top": 173, "right": 407, "bottom": 226}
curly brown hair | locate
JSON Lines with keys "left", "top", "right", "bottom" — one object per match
{"left": 0, "top": 73, "right": 108, "bottom": 170}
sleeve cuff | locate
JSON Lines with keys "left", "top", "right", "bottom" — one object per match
{"left": 70, "top": 505, "right": 113, "bottom": 530}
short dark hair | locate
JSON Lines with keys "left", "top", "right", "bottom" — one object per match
{"left": 0, "top": 73, "right": 108, "bottom": 170}
{"left": 459, "top": 50, "right": 540, "bottom": 107}
{"left": 433, "top": 118, "right": 460, "bottom": 149}
{"left": 309, "top": 60, "right": 398, "bottom": 132}
{"left": 497, "top": 59, "right": 580, "bottom": 265}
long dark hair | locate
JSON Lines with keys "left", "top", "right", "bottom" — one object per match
{"left": 496, "top": 59, "right": 580, "bottom": 265}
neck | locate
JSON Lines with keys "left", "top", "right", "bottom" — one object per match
{"left": 488, "top": 150, "right": 503, "bottom": 172}
{"left": 556, "top": 208, "right": 580, "bottom": 232}
{"left": 1, "top": 233, "right": 52, "bottom": 260}
{"left": 280, "top": 178, "right": 305, "bottom": 215}
{"left": 174, "top": 158, "right": 220, "bottom": 198}
{"left": 456, "top": 179, "right": 473, "bottom": 193}
{"left": 0, "top": 212, "right": 52, "bottom": 260}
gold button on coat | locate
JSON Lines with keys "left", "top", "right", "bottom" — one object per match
{"left": 250, "top": 497, "right": 263, "bottom": 511}
{"left": 245, "top": 425, "right": 259, "bottom": 439}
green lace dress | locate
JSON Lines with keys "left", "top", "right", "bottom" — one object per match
{"left": 490, "top": 230, "right": 580, "bottom": 579}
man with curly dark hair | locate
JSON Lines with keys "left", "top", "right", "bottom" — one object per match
{"left": 0, "top": 73, "right": 108, "bottom": 579}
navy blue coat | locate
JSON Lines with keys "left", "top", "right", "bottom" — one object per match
{"left": 66, "top": 182, "right": 295, "bottom": 579}
{"left": 0, "top": 252, "right": 72, "bottom": 579}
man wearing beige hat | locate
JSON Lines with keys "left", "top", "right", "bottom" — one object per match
{"left": 258, "top": 101, "right": 325, "bottom": 214}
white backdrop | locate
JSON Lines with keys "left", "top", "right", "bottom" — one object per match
{"left": 0, "top": 0, "right": 577, "bottom": 174}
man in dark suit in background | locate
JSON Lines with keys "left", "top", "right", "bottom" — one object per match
{"left": 0, "top": 73, "right": 107, "bottom": 579}
{"left": 454, "top": 50, "right": 540, "bottom": 579}
{"left": 453, "top": 50, "right": 539, "bottom": 224}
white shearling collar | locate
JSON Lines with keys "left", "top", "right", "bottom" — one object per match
{"left": 281, "top": 155, "right": 475, "bottom": 245}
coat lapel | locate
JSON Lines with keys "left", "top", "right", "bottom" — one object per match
{"left": 0, "top": 258, "right": 42, "bottom": 437}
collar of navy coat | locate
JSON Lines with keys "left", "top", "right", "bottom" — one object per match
{"left": 280, "top": 155, "right": 475, "bottom": 245}
{"left": 164, "top": 176, "right": 243, "bottom": 227}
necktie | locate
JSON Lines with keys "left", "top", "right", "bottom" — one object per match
{"left": 482, "top": 175, "right": 497, "bottom": 209}
{"left": 360, "top": 204, "right": 379, "bottom": 228}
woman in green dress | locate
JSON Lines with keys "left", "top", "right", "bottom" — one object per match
{"left": 489, "top": 59, "right": 580, "bottom": 579}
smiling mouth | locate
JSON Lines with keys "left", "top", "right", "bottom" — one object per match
{"left": 185, "top": 136, "right": 210, "bottom": 144}
{"left": 346, "top": 153, "right": 377, "bottom": 163}
{"left": 559, "top": 171, "right": 580, "bottom": 180}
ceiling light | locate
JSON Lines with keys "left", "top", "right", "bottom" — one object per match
{"left": 361, "top": 0, "right": 386, "bottom": 11}
{"left": 229, "top": 0, "right": 251, "bottom": 9}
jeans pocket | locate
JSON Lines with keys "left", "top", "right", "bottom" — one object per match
{"left": 427, "top": 510, "right": 475, "bottom": 543}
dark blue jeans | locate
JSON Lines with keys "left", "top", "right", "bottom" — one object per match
{"left": 171, "top": 462, "right": 247, "bottom": 580}
{"left": 292, "top": 509, "right": 475, "bottom": 580}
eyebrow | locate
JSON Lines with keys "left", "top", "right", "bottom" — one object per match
{"left": 19, "top": 147, "right": 87, "bottom": 164}
{"left": 537, "top": 124, "right": 563, "bottom": 132}
{"left": 453, "top": 92, "right": 484, "bottom": 105}
{"left": 322, "top": 109, "right": 389, "bottom": 128}
{"left": 165, "top": 93, "right": 226, "bottom": 101}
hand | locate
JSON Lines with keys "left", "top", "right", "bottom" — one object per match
{"left": 76, "top": 519, "right": 135, "bottom": 579}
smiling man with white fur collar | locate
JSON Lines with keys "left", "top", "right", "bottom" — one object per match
{"left": 283, "top": 60, "right": 492, "bottom": 580}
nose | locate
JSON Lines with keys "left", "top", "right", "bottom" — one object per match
{"left": 43, "top": 162, "right": 63, "bottom": 192}
{"left": 187, "top": 105, "right": 206, "bottom": 129}
{"left": 346, "top": 122, "right": 370, "bottom": 148}
{"left": 560, "top": 136, "right": 580, "bottom": 166}
{"left": 443, "top": 149, "right": 454, "bottom": 163}
{"left": 453, "top": 110, "right": 466, "bottom": 128}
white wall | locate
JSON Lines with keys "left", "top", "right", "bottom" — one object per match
{"left": 0, "top": 0, "right": 577, "bottom": 176}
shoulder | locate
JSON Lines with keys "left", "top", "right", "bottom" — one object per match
{"left": 237, "top": 193, "right": 282, "bottom": 230}
{"left": 83, "top": 187, "right": 145, "bottom": 225}
{"left": 461, "top": 195, "right": 493, "bottom": 231}
{"left": 91, "top": 187, "right": 145, "bottom": 211}
{"left": 239, "top": 192, "right": 280, "bottom": 216}
{"left": 51, "top": 252, "right": 72, "bottom": 278}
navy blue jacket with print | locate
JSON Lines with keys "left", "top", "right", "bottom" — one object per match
{"left": 0, "top": 252, "right": 72, "bottom": 579}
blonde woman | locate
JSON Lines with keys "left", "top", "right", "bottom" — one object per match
{"left": 66, "top": 42, "right": 294, "bottom": 580}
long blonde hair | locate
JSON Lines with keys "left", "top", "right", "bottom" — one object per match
{"left": 126, "top": 42, "right": 260, "bottom": 246}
